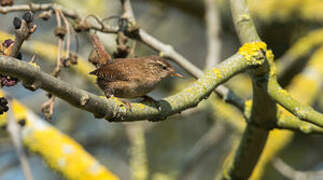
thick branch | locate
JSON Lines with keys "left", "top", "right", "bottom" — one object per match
{"left": 0, "top": 51, "right": 263, "bottom": 121}
{"left": 223, "top": 0, "right": 277, "bottom": 179}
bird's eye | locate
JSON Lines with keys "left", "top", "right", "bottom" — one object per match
{"left": 162, "top": 66, "right": 167, "bottom": 70}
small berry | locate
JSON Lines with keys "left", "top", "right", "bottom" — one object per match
{"left": 2, "top": 39, "right": 14, "bottom": 48}
{"left": 13, "top": 17, "right": 22, "bottom": 29}
{"left": 0, "top": 97, "right": 9, "bottom": 114}
{"left": 0, "top": 76, "right": 18, "bottom": 87}
{"left": 18, "top": 119, "right": 26, "bottom": 127}
{"left": 0, "top": 97, "right": 8, "bottom": 105}
{"left": 22, "top": 12, "right": 33, "bottom": 23}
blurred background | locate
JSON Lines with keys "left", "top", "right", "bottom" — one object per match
{"left": 0, "top": 0, "right": 323, "bottom": 179}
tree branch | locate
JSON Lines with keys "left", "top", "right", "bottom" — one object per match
{"left": 268, "top": 79, "right": 323, "bottom": 128}
{"left": 223, "top": 0, "right": 277, "bottom": 179}
{"left": 230, "top": 0, "right": 260, "bottom": 43}
{"left": 275, "top": 46, "right": 323, "bottom": 133}
{"left": 0, "top": 49, "right": 263, "bottom": 122}
{"left": 276, "top": 108, "right": 323, "bottom": 134}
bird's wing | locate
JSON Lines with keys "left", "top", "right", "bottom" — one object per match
{"left": 89, "top": 60, "right": 139, "bottom": 82}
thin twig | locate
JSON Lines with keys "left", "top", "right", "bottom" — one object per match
{"left": 53, "top": 9, "right": 64, "bottom": 77}
{"left": 41, "top": 9, "right": 64, "bottom": 120}
{"left": 120, "top": 0, "right": 135, "bottom": 23}
{"left": 7, "top": 101, "right": 33, "bottom": 180}
{"left": 0, "top": 3, "right": 118, "bottom": 33}
{"left": 60, "top": 11, "right": 71, "bottom": 60}
{"left": 178, "top": 4, "right": 225, "bottom": 177}
{"left": 179, "top": 121, "right": 225, "bottom": 180}
{"left": 11, "top": 12, "right": 36, "bottom": 57}
{"left": 204, "top": 0, "right": 222, "bottom": 68}
{"left": 273, "top": 158, "right": 323, "bottom": 180}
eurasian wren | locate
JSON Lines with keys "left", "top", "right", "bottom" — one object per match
{"left": 89, "top": 56, "right": 182, "bottom": 99}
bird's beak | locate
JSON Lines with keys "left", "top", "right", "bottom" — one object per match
{"left": 171, "top": 72, "right": 183, "bottom": 78}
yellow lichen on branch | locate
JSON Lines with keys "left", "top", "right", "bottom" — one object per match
{"left": 238, "top": 42, "right": 267, "bottom": 64}
{"left": 0, "top": 91, "right": 118, "bottom": 180}
{"left": 24, "top": 122, "right": 118, "bottom": 180}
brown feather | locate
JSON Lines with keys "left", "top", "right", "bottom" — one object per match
{"left": 89, "top": 56, "right": 180, "bottom": 98}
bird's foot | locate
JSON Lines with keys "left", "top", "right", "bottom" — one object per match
{"left": 119, "top": 99, "right": 132, "bottom": 112}
{"left": 107, "top": 95, "right": 132, "bottom": 112}
{"left": 140, "top": 95, "right": 159, "bottom": 108}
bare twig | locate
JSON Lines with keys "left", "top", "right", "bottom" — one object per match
{"left": 11, "top": 12, "right": 36, "bottom": 57}
{"left": 273, "top": 158, "right": 323, "bottom": 180}
{"left": 177, "top": 4, "right": 225, "bottom": 177}
{"left": 41, "top": 95, "right": 55, "bottom": 120}
{"left": 60, "top": 10, "right": 71, "bottom": 60}
{"left": 7, "top": 101, "right": 33, "bottom": 180}
{"left": 11, "top": 20, "right": 29, "bottom": 57}
{"left": 120, "top": 0, "right": 135, "bottom": 23}
{"left": 41, "top": 9, "right": 65, "bottom": 120}
{"left": 53, "top": 9, "right": 63, "bottom": 77}
{"left": 179, "top": 121, "right": 225, "bottom": 180}
{"left": 204, "top": 0, "right": 222, "bottom": 68}
{"left": 0, "top": 3, "right": 118, "bottom": 33}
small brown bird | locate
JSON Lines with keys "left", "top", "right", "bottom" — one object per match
{"left": 89, "top": 56, "right": 182, "bottom": 99}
